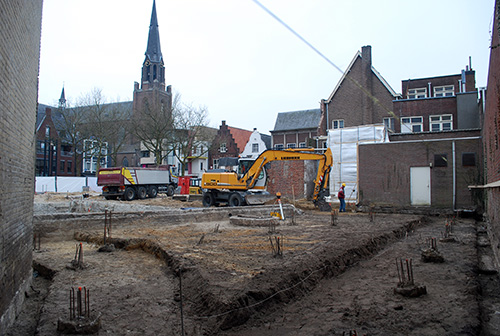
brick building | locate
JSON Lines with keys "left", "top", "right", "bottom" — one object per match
{"left": 209, "top": 120, "right": 253, "bottom": 169}
{"left": 317, "top": 45, "right": 400, "bottom": 140}
{"left": 392, "top": 69, "right": 480, "bottom": 134}
{"left": 356, "top": 60, "right": 484, "bottom": 211}
{"left": 358, "top": 133, "right": 483, "bottom": 211}
{"left": 481, "top": 0, "right": 500, "bottom": 269}
{"left": 0, "top": 0, "right": 43, "bottom": 331}
{"left": 270, "top": 109, "right": 321, "bottom": 149}
{"left": 266, "top": 110, "right": 322, "bottom": 199}
{"left": 35, "top": 102, "right": 75, "bottom": 177}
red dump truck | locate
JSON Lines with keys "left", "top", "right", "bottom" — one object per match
{"left": 97, "top": 167, "right": 178, "bottom": 201}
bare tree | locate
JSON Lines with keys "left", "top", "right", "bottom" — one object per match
{"left": 79, "top": 88, "right": 131, "bottom": 171}
{"left": 171, "top": 102, "right": 215, "bottom": 175}
{"left": 53, "top": 101, "right": 86, "bottom": 176}
{"left": 132, "top": 93, "right": 178, "bottom": 166}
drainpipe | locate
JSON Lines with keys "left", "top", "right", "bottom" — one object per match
{"left": 452, "top": 140, "right": 456, "bottom": 211}
{"left": 326, "top": 102, "right": 329, "bottom": 133}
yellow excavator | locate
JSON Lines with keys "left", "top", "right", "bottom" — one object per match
{"left": 201, "top": 148, "right": 333, "bottom": 211}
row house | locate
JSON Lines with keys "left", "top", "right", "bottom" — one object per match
{"left": 209, "top": 120, "right": 254, "bottom": 169}
{"left": 270, "top": 109, "right": 321, "bottom": 149}
{"left": 35, "top": 104, "right": 75, "bottom": 177}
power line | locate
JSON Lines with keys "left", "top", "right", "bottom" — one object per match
{"left": 250, "top": 0, "right": 397, "bottom": 119}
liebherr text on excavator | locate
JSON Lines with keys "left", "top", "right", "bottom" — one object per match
{"left": 201, "top": 148, "right": 333, "bottom": 211}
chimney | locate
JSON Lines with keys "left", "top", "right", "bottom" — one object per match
{"left": 222, "top": 120, "right": 226, "bottom": 126}
{"left": 45, "top": 107, "right": 51, "bottom": 117}
{"left": 361, "top": 45, "right": 372, "bottom": 66}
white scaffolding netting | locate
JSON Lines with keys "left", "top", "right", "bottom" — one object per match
{"left": 327, "top": 124, "right": 389, "bottom": 204}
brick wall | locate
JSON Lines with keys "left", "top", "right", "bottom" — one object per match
{"left": 392, "top": 97, "right": 457, "bottom": 132}
{"left": 358, "top": 137, "right": 483, "bottom": 210}
{"left": 0, "top": 0, "right": 42, "bottom": 332}
{"left": 267, "top": 161, "right": 305, "bottom": 199}
{"left": 322, "top": 48, "right": 395, "bottom": 131}
{"left": 484, "top": 0, "right": 500, "bottom": 271}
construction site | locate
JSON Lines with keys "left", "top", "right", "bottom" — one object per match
{"left": 3, "top": 191, "right": 499, "bottom": 336}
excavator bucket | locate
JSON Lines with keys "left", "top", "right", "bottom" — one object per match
{"left": 244, "top": 193, "right": 276, "bottom": 205}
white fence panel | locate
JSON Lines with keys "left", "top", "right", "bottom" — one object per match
{"left": 35, "top": 177, "right": 101, "bottom": 193}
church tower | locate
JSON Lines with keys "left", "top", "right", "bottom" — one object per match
{"left": 133, "top": 0, "right": 172, "bottom": 117}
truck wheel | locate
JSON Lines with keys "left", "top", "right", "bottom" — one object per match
{"left": 137, "top": 186, "right": 147, "bottom": 199}
{"left": 148, "top": 186, "right": 158, "bottom": 198}
{"left": 202, "top": 192, "right": 215, "bottom": 207}
{"left": 167, "top": 185, "right": 175, "bottom": 196}
{"left": 123, "top": 187, "right": 136, "bottom": 201}
{"left": 229, "top": 193, "right": 244, "bottom": 207}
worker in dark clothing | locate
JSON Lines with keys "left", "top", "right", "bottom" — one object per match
{"left": 338, "top": 183, "right": 346, "bottom": 212}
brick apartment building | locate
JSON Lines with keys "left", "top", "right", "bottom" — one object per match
{"left": 0, "top": 0, "right": 43, "bottom": 331}
{"left": 358, "top": 66, "right": 483, "bottom": 211}
{"left": 35, "top": 101, "right": 76, "bottom": 177}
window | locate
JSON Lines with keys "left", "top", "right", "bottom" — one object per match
{"left": 434, "top": 85, "right": 454, "bottom": 97}
{"left": 430, "top": 114, "right": 453, "bottom": 132}
{"left": 252, "top": 143, "right": 259, "bottom": 153}
{"left": 287, "top": 143, "right": 297, "bottom": 149}
{"left": 141, "top": 150, "right": 150, "bottom": 158}
{"left": 383, "top": 117, "right": 395, "bottom": 132}
{"left": 60, "top": 161, "right": 65, "bottom": 173}
{"left": 200, "top": 162, "right": 204, "bottom": 171}
{"left": 36, "top": 140, "right": 45, "bottom": 154}
{"left": 213, "top": 159, "right": 219, "bottom": 169}
{"left": 462, "top": 153, "right": 476, "bottom": 166}
{"left": 434, "top": 154, "right": 448, "bottom": 167}
{"left": 332, "top": 119, "right": 344, "bottom": 129}
{"left": 299, "top": 142, "right": 307, "bottom": 148}
{"left": 408, "top": 88, "right": 427, "bottom": 99}
{"left": 45, "top": 125, "right": 50, "bottom": 137}
{"left": 67, "top": 161, "right": 72, "bottom": 173}
{"left": 401, "top": 117, "right": 423, "bottom": 133}
{"left": 219, "top": 143, "right": 227, "bottom": 153}
{"left": 275, "top": 144, "right": 284, "bottom": 150}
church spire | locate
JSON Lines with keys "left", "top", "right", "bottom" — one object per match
{"left": 145, "top": 0, "right": 162, "bottom": 63}
{"left": 58, "top": 85, "right": 66, "bottom": 109}
{"left": 141, "top": 0, "right": 165, "bottom": 89}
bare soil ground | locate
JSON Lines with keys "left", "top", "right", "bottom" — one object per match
{"left": 5, "top": 192, "right": 500, "bottom": 335}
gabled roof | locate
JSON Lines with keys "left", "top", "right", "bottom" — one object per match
{"left": 272, "top": 109, "right": 321, "bottom": 132}
{"left": 326, "top": 50, "right": 399, "bottom": 102}
{"left": 260, "top": 133, "right": 271, "bottom": 149}
{"left": 227, "top": 126, "right": 253, "bottom": 152}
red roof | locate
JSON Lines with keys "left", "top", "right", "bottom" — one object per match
{"left": 227, "top": 126, "right": 253, "bottom": 152}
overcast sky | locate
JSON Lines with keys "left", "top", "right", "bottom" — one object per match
{"left": 39, "top": 0, "right": 495, "bottom": 134}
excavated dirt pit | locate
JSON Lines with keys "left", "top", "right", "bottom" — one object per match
{"left": 5, "top": 193, "right": 500, "bottom": 335}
